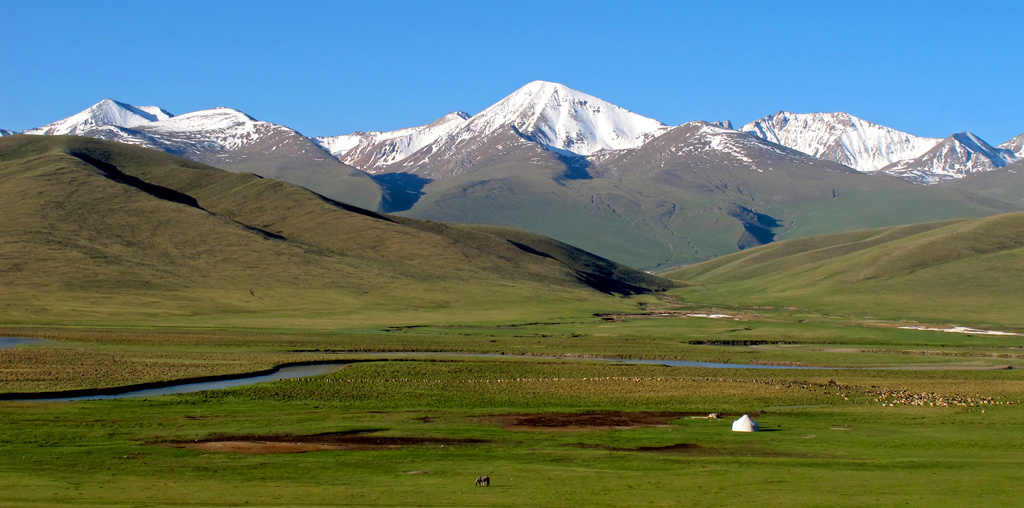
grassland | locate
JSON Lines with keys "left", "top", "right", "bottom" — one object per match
{"left": 4, "top": 298, "right": 1024, "bottom": 506}
{"left": 3, "top": 350, "right": 1024, "bottom": 507}
{"left": 664, "top": 212, "right": 1024, "bottom": 328}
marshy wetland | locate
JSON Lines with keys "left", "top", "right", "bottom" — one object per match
{"left": 3, "top": 296, "right": 1024, "bottom": 507}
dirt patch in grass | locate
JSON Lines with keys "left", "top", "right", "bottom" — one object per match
{"left": 162, "top": 431, "right": 487, "bottom": 454}
{"left": 486, "top": 410, "right": 732, "bottom": 430}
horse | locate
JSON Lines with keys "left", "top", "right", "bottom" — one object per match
{"left": 475, "top": 475, "right": 490, "bottom": 487}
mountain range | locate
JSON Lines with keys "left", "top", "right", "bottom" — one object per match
{"left": 10, "top": 82, "right": 1024, "bottom": 269}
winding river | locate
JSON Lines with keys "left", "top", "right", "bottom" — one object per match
{"left": 1, "top": 337, "right": 830, "bottom": 402}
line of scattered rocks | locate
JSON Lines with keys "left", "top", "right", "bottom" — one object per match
{"left": 294, "top": 376, "right": 1010, "bottom": 409}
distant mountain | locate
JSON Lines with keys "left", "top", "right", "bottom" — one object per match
{"left": 378, "top": 80, "right": 669, "bottom": 180}
{"left": 0, "top": 129, "right": 16, "bottom": 136}
{"left": 881, "top": 133, "right": 1017, "bottom": 184}
{"left": 740, "top": 111, "right": 940, "bottom": 172}
{"left": 999, "top": 132, "right": 1024, "bottom": 158}
{"left": 24, "top": 98, "right": 173, "bottom": 136}
{"left": 27, "top": 101, "right": 383, "bottom": 209}
{"left": 0, "top": 135, "right": 671, "bottom": 325}
{"left": 397, "top": 116, "right": 1013, "bottom": 270}
{"left": 314, "top": 111, "right": 470, "bottom": 172}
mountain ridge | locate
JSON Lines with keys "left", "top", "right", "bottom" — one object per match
{"left": 739, "top": 111, "right": 942, "bottom": 172}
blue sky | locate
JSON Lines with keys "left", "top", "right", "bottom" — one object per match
{"left": 2, "top": 0, "right": 1023, "bottom": 143}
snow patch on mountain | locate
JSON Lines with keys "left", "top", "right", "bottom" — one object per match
{"left": 25, "top": 99, "right": 173, "bottom": 136}
{"left": 882, "top": 132, "right": 1017, "bottom": 184}
{"left": 740, "top": 111, "right": 940, "bottom": 172}
{"left": 0, "top": 129, "right": 17, "bottom": 136}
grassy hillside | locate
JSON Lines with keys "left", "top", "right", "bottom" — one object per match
{"left": 664, "top": 212, "right": 1024, "bottom": 327}
{"left": 944, "top": 159, "right": 1024, "bottom": 206}
{"left": 0, "top": 135, "right": 670, "bottom": 327}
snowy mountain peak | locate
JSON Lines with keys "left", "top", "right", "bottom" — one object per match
{"left": 881, "top": 132, "right": 1017, "bottom": 183}
{"left": 462, "top": 80, "right": 668, "bottom": 156}
{"left": 0, "top": 129, "right": 17, "bottom": 137}
{"left": 998, "top": 132, "right": 1024, "bottom": 158}
{"left": 153, "top": 107, "right": 259, "bottom": 131}
{"left": 314, "top": 111, "right": 472, "bottom": 171}
{"left": 25, "top": 98, "right": 174, "bottom": 136}
{"left": 740, "top": 111, "right": 941, "bottom": 172}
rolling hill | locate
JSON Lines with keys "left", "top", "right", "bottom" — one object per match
{"left": 664, "top": 212, "right": 1024, "bottom": 327}
{"left": 0, "top": 135, "right": 671, "bottom": 327}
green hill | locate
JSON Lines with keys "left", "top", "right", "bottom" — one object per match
{"left": 0, "top": 135, "right": 671, "bottom": 327}
{"left": 943, "top": 159, "right": 1024, "bottom": 206}
{"left": 664, "top": 212, "right": 1024, "bottom": 327}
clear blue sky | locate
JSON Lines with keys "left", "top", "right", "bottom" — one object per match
{"left": 2, "top": 0, "right": 1023, "bottom": 143}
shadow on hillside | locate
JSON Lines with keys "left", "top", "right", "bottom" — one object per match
{"left": 373, "top": 172, "right": 433, "bottom": 213}
{"left": 556, "top": 153, "right": 593, "bottom": 181}
{"left": 729, "top": 205, "right": 783, "bottom": 250}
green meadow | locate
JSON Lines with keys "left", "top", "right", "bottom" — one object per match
{"left": 4, "top": 294, "right": 1024, "bottom": 507}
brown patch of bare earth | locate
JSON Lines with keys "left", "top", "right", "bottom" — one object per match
{"left": 485, "top": 411, "right": 730, "bottom": 431}
{"left": 573, "top": 443, "right": 702, "bottom": 453}
{"left": 163, "top": 432, "right": 486, "bottom": 454}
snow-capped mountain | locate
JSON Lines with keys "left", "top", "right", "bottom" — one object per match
{"left": 381, "top": 80, "right": 668, "bottom": 178}
{"left": 881, "top": 132, "right": 1017, "bottom": 184}
{"left": 25, "top": 99, "right": 173, "bottom": 136}
{"left": 314, "top": 111, "right": 470, "bottom": 172}
{"left": 113, "top": 108, "right": 296, "bottom": 159}
{"left": 26, "top": 102, "right": 383, "bottom": 209}
{"left": 999, "top": 132, "right": 1024, "bottom": 158}
{"left": 464, "top": 80, "right": 668, "bottom": 156}
{"left": 0, "top": 129, "right": 16, "bottom": 136}
{"left": 740, "top": 111, "right": 941, "bottom": 173}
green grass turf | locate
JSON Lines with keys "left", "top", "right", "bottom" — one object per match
{"left": 3, "top": 356, "right": 1024, "bottom": 507}
{"left": 664, "top": 211, "right": 1024, "bottom": 328}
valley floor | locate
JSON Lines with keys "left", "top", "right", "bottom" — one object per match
{"left": 3, "top": 295, "right": 1024, "bottom": 507}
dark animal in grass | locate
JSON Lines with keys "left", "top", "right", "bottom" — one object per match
{"left": 475, "top": 476, "right": 490, "bottom": 487}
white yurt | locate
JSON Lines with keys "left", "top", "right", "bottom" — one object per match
{"left": 731, "top": 414, "right": 758, "bottom": 432}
